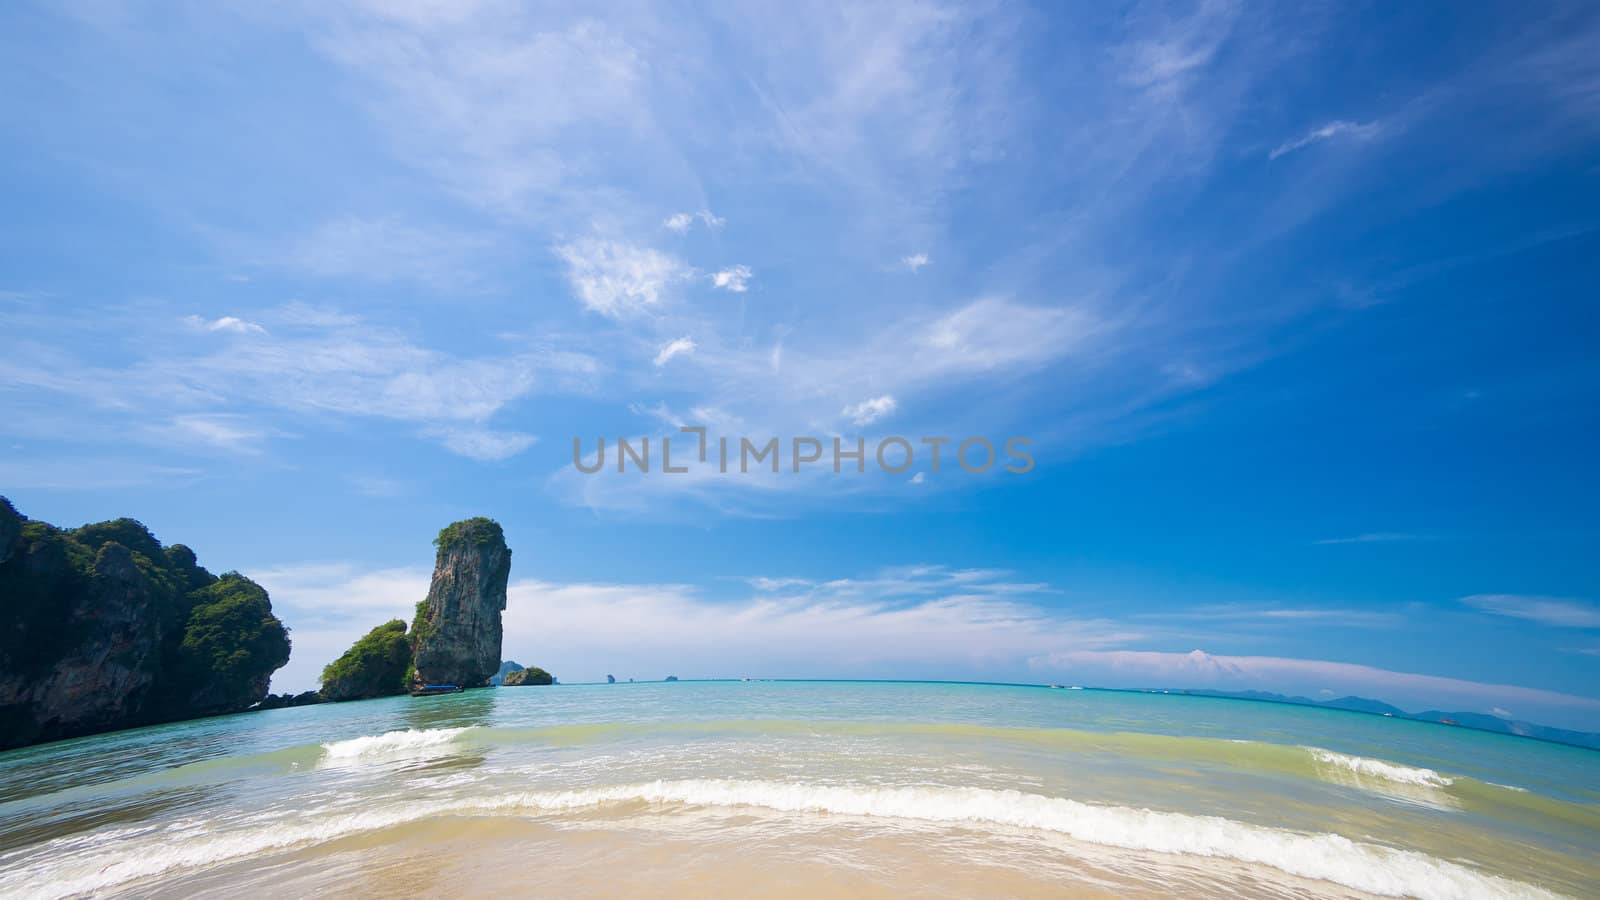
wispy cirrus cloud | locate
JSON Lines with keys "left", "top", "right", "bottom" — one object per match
{"left": 1143, "top": 604, "right": 1403, "bottom": 628}
{"left": 1269, "top": 119, "right": 1384, "bottom": 160}
{"left": 3, "top": 302, "right": 598, "bottom": 462}
{"left": 432, "top": 428, "right": 539, "bottom": 462}
{"left": 155, "top": 414, "right": 279, "bottom": 455}
{"left": 183, "top": 314, "right": 265, "bottom": 335}
{"left": 305, "top": 13, "right": 656, "bottom": 218}
{"left": 1462, "top": 594, "right": 1600, "bottom": 628}
{"left": 653, "top": 336, "right": 696, "bottom": 367}
{"left": 1313, "top": 532, "right": 1419, "bottom": 545}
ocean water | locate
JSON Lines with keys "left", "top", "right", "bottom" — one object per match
{"left": 0, "top": 681, "right": 1595, "bottom": 898}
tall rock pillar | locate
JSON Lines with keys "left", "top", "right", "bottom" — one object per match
{"left": 410, "top": 518, "right": 510, "bottom": 689}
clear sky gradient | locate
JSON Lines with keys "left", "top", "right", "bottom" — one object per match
{"left": 3, "top": 2, "right": 1598, "bottom": 727}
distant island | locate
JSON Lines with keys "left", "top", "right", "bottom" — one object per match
{"left": 1161, "top": 688, "right": 1600, "bottom": 751}
{"left": 489, "top": 660, "right": 524, "bottom": 686}
{"left": 502, "top": 665, "right": 553, "bottom": 686}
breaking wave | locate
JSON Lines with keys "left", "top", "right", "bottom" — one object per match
{"left": 0, "top": 779, "right": 1557, "bottom": 900}
{"left": 319, "top": 727, "right": 473, "bottom": 764}
{"left": 1304, "top": 749, "right": 1454, "bottom": 788}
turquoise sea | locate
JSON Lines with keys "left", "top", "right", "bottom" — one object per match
{"left": 1, "top": 681, "right": 1596, "bottom": 898}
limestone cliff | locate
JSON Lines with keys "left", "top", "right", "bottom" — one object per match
{"left": 0, "top": 497, "right": 290, "bottom": 750}
{"left": 409, "top": 518, "right": 510, "bottom": 689}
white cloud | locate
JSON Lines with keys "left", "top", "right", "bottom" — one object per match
{"left": 918, "top": 297, "right": 1100, "bottom": 374}
{"left": 710, "top": 264, "right": 752, "bottom": 293}
{"left": 664, "top": 210, "right": 724, "bottom": 232}
{"left": 184, "top": 314, "right": 265, "bottom": 335}
{"left": 257, "top": 562, "right": 1134, "bottom": 693}
{"left": 748, "top": 577, "right": 814, "bottom": 592}
{"left": 735, "top": 3, "right": 1022, "bottom": 239}
{"left": 1115, "top": 2, "right": 1236, "bottom": 100}
{"left": 308, "top": 15, "right": 653, "bottom": 216}
{"left": 1146, "top": 604, "right": 1401, "bottom": 628}
{"left": 910, "top": 472, "right": 926, "bottom": 484}
{"left": 254, "top": 558, "right": 1600, "bottom": 729}
{"left": 1313, "top": 532, "right": 1418, "bottom": 545}
{"left": 161, "top": 414, "right": 273, "bottom": 454}
{"left": 842, "top": 394, "right": 896, "bottom": 425}
{"left": 1269, "top": 120, "right": 1383, "bottom": 160}
{"left": 433, "top": 428, "right": 539, "bottom": 462}
{"left": 653, "top": 336, "right": 697, "bottom": 367}
{"left": 1461, "top": 594, "right": 1600, "bottom": 628}
{"left": 249, "top": 562, "right": 432, "bottom": 693}
{"left": 17, "top": 304, "right": 596, "bottom": 462}
{"left": 901, "top": 253, "right": 930, "bottom": 271}
{"left": 559, "top": 239, "right": 688, "bottom": 317}
{"left": 503, "top": 566, "right": 1129, "bottom": 685}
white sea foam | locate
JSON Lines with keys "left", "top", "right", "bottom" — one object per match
{"left": 1305, "top": 748, "right": 1454, "bottom": 788}
{"left": 0, "top": 780, "right": 1557, "bottom": 900}
{"left": 319, "top": 727, "right": 471, "bottom": 763}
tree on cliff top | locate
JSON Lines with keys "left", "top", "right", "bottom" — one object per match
{"left": 320, "top": 619, "right": 412, "bottom": 701}
{"left": 434, "top": 517, "right": 505, "bottom": 548}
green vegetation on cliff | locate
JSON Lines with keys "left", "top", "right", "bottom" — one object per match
{"left": 503, "top": 665, "right": 553, "bottom": 686}
{"left": 320, "top": 620, "right": 413, "bottom": 701}
{"left": 169, "top": 574, "right": 291, "bottom": 712}
{"left": 318, "top": 515, "right": 511, "bottom": 699}
{"left": 434, "top": 516, "right": 505, "bottom": 549}
{"left": 0, "top": 497, "right": 291, "bottom": 750}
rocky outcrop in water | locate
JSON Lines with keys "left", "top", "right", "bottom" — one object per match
{"left": 255, "top": 690, "right": 323, "bottom": 710}
{"left": 409, "top": 518, "right": 510, "bottom": 690}
{"left": 320, "top": 619, "right": 412, "bottom": 701}
{"left": 489, "top": 660, "right": 523, "bottom": 686}
{"left": 502, "top": 665, "right": 552, "bottom": 686}
{"left": 0, "top": 497, "right": 290, "bottom": 750}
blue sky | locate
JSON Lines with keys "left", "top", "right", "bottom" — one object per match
{"left": 3, "top": 2, "right": 1599, "bottom": 727}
